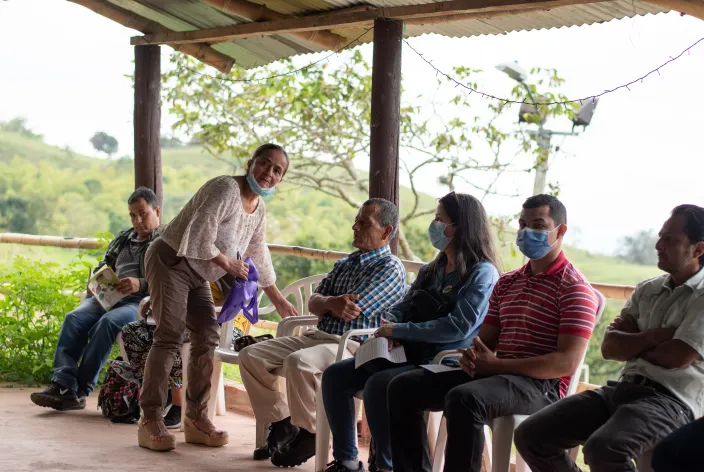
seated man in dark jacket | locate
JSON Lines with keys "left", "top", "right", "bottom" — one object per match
{"left": 30, "top": 187, "right": 161, "bottom": 411}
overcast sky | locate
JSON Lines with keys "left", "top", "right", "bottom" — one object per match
{"left": 1, "top": 1, "right": 703, "bottom": 255}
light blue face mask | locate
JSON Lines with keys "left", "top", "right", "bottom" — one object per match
{"left": 428, "top": 220, "right": 453, "bottom": 251}
{"left": 246, "top": 171, "right": 276, "bottom": 198}
{"left": 516, "top": 227, "right": 559, "bottom": 260}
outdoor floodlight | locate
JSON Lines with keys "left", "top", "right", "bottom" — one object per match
{"left": 572, "top": 98, "right": 599, "bottom": 129}
{"left": 518, "top": 96, "right": 547, "bottom": 125}
{"left": 495, "top": 61, "right": 528, "bottom": 83}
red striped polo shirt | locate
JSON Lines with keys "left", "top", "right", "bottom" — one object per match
{"left": 484, "top": 251, "right": 598, "bottom": 397}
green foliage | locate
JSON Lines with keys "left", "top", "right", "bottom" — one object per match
{"left": 0, "top": 117, "right": 43, "bottom": 141}
{"left": 618, "top": 229, "right": 659, "bottom": 266}
{"left": 0, "top": 257, "right": 89, "bottom": 384}
{"left": 89, "top": 131, "right": 119, "bottom": 157}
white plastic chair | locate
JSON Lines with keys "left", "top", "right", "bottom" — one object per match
{"left": 314, "top": 324, "right": 442, "bottom": 472}
{"left": 209, "top": 274, "right": 326, "bottom": 447}
{"left": 314, "top": 327, "right": 376, "bottom": 471}
{"left": 431, "top": 290, "right": 607, "bottom": 472}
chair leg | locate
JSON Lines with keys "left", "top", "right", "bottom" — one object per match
{"left": 207, "top": 358, "right": 223, "bottom": 419}
{"left": 483, "top": 425, "right": 493, "bottom": 472}
{"left": 490, "top": 418, "right": 515, "bottom": 472}
{"left": 255, "top": 420, "right": 268, "bottom": 449}
{"left": 314, "top": 386, "right": 331, "bottom": 472}
{"left": 432, "top": 416, "right": 447, "bottom": 472}
{"left": 215, "top": 368, "right": 226, "bottom": 416}
{"left": 427, "top": 411, "right": 442, "bottom": 459}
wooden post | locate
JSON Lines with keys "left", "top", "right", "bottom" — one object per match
{"left": 369, "top": 18, "right": 403, "bottom": 254}
{"left": 134, "top": 45, "right": 163, "bottom": 214}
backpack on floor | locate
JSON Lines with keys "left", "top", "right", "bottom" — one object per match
{"left": 97, "top": 359, "right": 141, "bottom": 424}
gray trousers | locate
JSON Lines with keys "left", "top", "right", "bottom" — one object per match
{"left": 514, "top": 380, "right": 693, "bottom": 472}
{"left": 140, "top": 237, "right": 219, "bottom": 421}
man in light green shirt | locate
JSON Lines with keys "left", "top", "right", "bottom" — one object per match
{"left": 515, "top": 204, "right": 704, "bottom": 472}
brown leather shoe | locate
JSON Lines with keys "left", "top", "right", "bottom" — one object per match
{"left": 184, "top": 417, "right": 229, "bottom": 447}
{"left": 138, "top": 418, "right": 176, "bottom": 452}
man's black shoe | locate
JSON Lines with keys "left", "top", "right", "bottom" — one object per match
{"left": 30, "top": 382, "right": 86, "bottom": 411}
{"left": 253, "top": 417, "right": 299, "bottom": 460}
{"left": 271, "top": 428, "right": 316, "bottom": 467}
{"left": 325, "top": 460, "right": 366, "bottom": 472}
{"left": 164, "top": 405, "right": 181, "bottom": 429}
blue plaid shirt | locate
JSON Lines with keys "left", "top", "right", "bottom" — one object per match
{"left": 315, "top": 245, "right": 407, "bottom": 336}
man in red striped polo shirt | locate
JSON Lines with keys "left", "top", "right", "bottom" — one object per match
{"left": 387, "top": 194, "right": 599, "bottom": 472}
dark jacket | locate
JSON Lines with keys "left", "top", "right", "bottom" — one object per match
{"left": 94, "top": 228, "right": 160, "bottom": 294}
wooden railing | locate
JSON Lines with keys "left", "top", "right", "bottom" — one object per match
{"left": 0, "top": 232, "right": 634, "bottom": 301}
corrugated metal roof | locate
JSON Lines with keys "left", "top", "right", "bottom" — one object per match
{"left": 107, "top": 0, "right": 668, "bottom": 69}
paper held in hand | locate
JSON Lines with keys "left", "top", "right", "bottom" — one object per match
{"left": 354, "top": 336, "right": 407, "bottom": 369}
{"left": 88, "top": 266, "right": 126, "bottom": 311}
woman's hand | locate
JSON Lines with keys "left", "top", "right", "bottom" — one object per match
{"left": 375, "top": 322, "right": 395, "bottom": 339}
{"left": 274, "top": 298, "right": 299, "bottom": 319}
{"left": 224, "top": 258, "right": 250, "bottom": 280}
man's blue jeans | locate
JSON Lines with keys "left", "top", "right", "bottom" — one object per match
{"left": 322, "top": 357, "right": 415, "bottom": 471}
{"left": 52, "top": 297, "right": 139, "bottom": 395}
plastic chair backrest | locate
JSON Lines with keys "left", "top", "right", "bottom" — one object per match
{"left": 565, "top": 290, "right": 606, "bottom": 396}
{"left": 219, "top": 273, "right": 328, "bottom": 348}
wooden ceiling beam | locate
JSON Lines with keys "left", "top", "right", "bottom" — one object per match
{"left": 642, "top": 0, "right": 704, "bottom": 21}
{"left": 130, "top": 0, "right": 609, "bottom": 46}
{"left": 202, "top": 0, "right": 363, "bottom": 50}
{"left": 69, "top": 0, "right": 235, "bottom": 73}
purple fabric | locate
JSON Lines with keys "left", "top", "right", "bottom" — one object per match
{"left": 217, "top": 256, "right": 259, "bottom": 324}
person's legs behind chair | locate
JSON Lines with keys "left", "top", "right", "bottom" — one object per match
{"left": 31, "top": 297, "right": 104, "bottom": 411}
{"left": 76, "top": 297, "right": 140, "bottom": 396}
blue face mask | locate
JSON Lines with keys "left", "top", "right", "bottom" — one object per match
{"left": 428, "top": 220, "right": 453, "bottom": 251}
{"left": 246, "top": 171, "right": 276, "bottom": 198}
{"left": 516, "top": 227, "right": 559, "bottom": 260}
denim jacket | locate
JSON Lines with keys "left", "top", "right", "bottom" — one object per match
{"left": 387, "top": 258, "right": 499, "bottom": 360}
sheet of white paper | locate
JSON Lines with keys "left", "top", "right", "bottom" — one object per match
{"left": 420, "top": 364, "right": 463, "bottom": 374}
{"left": 354, "top": 337, "right": 407, "bottom": 369}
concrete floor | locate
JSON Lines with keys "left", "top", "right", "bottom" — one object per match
{"left": 1, "top": 386, "right": 364, "bottom": 472}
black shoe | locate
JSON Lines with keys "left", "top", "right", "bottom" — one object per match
{"left": 30, "top": 382, "right": 86, "bottom": 411}
{"left": 164, "top": 405, "right": 181, "bottom": 429}
{"left": 325, "top": 460, "right": 365, "bottom": 472}
{"left": 271, "top": 428, "right": 316, "bottom": 467}
{"left": 253, "top": 417, "right": 299, "bottom": 460}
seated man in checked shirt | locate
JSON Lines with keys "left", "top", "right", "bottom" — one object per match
{"left": 239, "top": 198, "right": 407, "bottom": 468}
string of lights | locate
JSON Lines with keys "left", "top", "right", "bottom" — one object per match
{"left": 178, "top": 25, "right": 703, "bottom": 106}
{"left": 401, "top": 34, "right": 704, "bottom": 106}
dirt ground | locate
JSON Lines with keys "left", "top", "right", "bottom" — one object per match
{"left": 0, "top": 385, "right": 358, "bottom": 472}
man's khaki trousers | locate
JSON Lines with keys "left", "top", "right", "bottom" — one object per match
{"left": 140, "top": 238, "right": 219, "bottom": 421}
{"left": 239, "top": 329, "right": 355, "bottom": 433}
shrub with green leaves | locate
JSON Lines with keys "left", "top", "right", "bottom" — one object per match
{"left": 0, "top": 256, "right": 92, "bottom": 384}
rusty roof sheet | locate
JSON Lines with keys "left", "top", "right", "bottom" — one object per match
{"left": 107, "top": 0, "right": 668, "bottom": 69}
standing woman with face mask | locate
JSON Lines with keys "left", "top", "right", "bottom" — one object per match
{"left": 321, "top": 192, "right": 501, "bottom": 472}
{"left": 138, "top": 143, "right": 299, "bottom": 451}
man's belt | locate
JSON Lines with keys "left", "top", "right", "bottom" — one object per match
{"left": 621, "top": 374, "right": 674, "bottom": 397}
